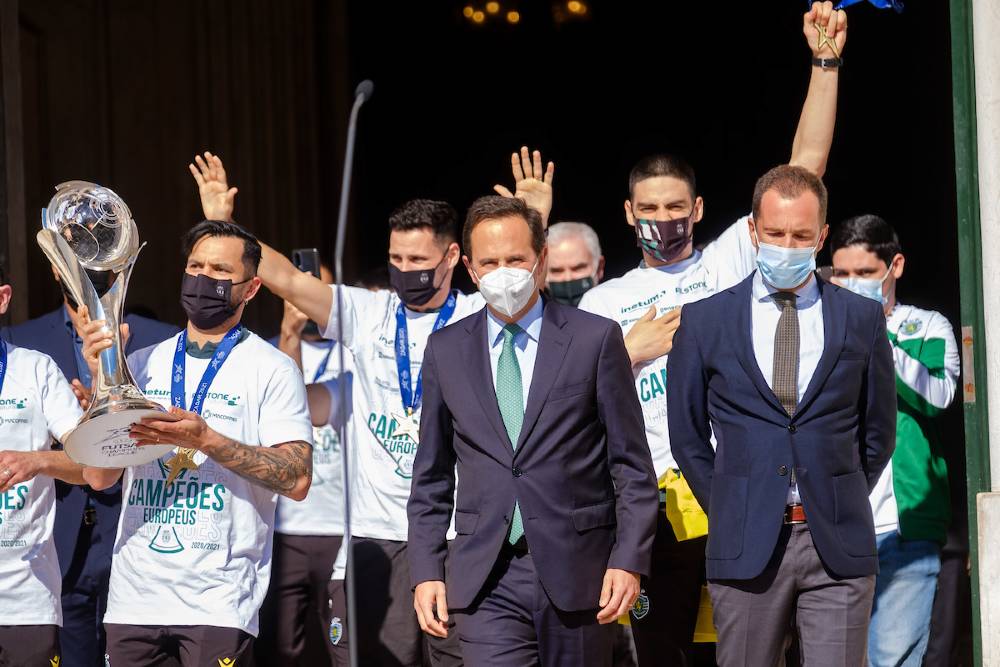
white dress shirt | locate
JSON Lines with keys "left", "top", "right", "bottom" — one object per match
{"left": 750, "top": 271, "right": 824, "bottom": 503}
{"left": 486, "top": 295, "right": 545, "bottom": 412}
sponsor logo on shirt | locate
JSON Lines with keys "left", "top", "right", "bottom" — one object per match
{"left": 145, "top": 388, "right": 242, "bottom": 407}
{"left": 676, "top": 280, "right": 708, "bottom": 295}
{"left": 621, "top": 292, "right": 667, "bottom": 315}
{"left": 367, "top": 412, "right": 417, "bottom": 478}
{"left": 0, "top": 397, "right": 27, "bottom": 410}
{"left": 0, "top": 416, "right": 30, "bottom": 427}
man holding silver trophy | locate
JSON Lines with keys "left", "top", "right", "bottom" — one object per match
{"left": 53, "top": 181, "right": 315, "bottom": 664}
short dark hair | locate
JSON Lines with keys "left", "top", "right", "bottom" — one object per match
{"left": 182, "top": 220, "right": 262, "bottom": 276}
{"left": 388, "top": 199, "right": 458, "bottom": 244}
{"left": 0, "top": 262, "right": 6, "bottom": 286}
{"left": 628, "top": 154, "right": 697, "bottom": 201}
{"left": 463, "top": 196, "right": 545, "bottom": 258}
{"left": 752, "top": 165, "right": 828, "bottom": 227}
{"left": 829, "top": 214, "right": 902, "bottom": 267}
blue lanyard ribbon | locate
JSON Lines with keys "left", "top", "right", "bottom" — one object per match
{"left": 394, "top": 291, "right": 457, "bottom": 415}
{"left": 171, "top": 325, "right": 243, "bottom": 415}
{"left": 0, "top": 339, "right": 7, "bottom": 398}
{"left": 313, "top": 341, "right": 334, "bottom": 383}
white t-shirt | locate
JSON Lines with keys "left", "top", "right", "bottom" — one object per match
{"left": 322, "top": 287, "right": 485, "bottom": 542}
{"left": 578, "top": 217, "right": 756, "bottom": 478}
{"left": 103, "top": 331, "right": 313, "bottom": 636}
{"left": 275, "top": 339, "right": 348, "bottom": 536}
{"left": 0, "top": 345, "right": 82, "bottom": 626}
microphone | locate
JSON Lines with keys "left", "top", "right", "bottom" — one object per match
{"left": 333, "top": 78, "right": 372, "bottom": 667}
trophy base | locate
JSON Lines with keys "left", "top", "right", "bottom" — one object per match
{"left": 65, "top": 409, "right": 176, "bottom": 468}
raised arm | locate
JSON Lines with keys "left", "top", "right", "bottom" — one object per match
{"left": 493, "top": 146, "right": 555, "bottom": 228}
{"left": 789, "top": 1, "right": 848, "bottom": 178}
{"left": 188, "top": 151, "right": 334, "bottom": 332}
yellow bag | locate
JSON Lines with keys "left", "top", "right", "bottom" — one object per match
{"left": 661, "top": 469, "right": 708, "bottom": 541}
{"left": 692, "top": 585, "right": 718, "bottom": 643}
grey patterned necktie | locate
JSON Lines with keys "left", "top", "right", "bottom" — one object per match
{"left": 772, "top": 292, "right": 799, "bottom": 416}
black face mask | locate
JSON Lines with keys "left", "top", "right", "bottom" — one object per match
{"left": 388, "top": 256, "right": 446, "bottom": 307}
{"left": 180, "top": 273, "right": 249, "bottom": 330}
{"left": 634, "top": 215, "right": 694, "bottom": 263}
{"left": 546, "top": 276, "right": 595, "bottom": 307}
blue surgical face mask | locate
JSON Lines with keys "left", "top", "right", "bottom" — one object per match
{"left": 753, "top": 230, "right": 819, "bottom": 289}
{"left": 835, "top": 266, "right": 891, "bottom": 305}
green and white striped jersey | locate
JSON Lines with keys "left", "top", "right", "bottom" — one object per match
{"left": 869, "top": 303, "right": 960, "bottom": 542}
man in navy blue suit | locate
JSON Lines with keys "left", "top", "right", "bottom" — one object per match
{"left": 2, "top": 267, "right": 178, "bottom": 666}
{"left": 407, "top": 196, "right": 658, "bottom": 666}
{"left": 667, "top": 165, "right": 896, "bottom": 665}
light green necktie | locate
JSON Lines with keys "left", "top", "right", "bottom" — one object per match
{"left": 497, "top": 323, "right": 525, "bottom": 544}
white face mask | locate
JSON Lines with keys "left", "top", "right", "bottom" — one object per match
{"left": 475, "top": 261, "right": 539, "bottom": 318}
{"left": 834, "top": 265, "right": 892, "bottom": 305}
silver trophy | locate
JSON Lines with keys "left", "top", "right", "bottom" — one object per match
{"left": 37, "top": 181, "right": 174, "bottom": 467}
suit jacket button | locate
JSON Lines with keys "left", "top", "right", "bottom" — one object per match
{"left": 787, "top": 424, "right": 797, "bottom": 433}
{"left": 512, "top": 467, "right": 523, "bottom": 478}
{"left": 778, "top": 465, "right": 789, "bottom": 476}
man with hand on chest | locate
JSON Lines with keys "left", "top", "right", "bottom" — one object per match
{"left": 79, "top": 220, "right": 313, "bottom": 666}
{"left": 407, "top": 195, "right": 658, "bottom": 666}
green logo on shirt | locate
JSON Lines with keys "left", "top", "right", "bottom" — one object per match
{"left": 367, "top": 412, "right": 416, "bottom": 478}
{"left": 148, "top": 526, "right": 185, "bottom": 553}
{"left": 639, "top": 369, "right": 668, "bottom": 402}
{"left": 900, "top": 319, "right": 923, "bottom": 336}
{"left": 0, "top": 397, "right": 27, "bottom": 410}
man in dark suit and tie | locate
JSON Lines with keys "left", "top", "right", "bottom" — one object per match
{"left": 407, "top": 195, "right": 658, "bottom": 666}
{"left": 667, "top": 165, "right": 896, "bottom": 665}
{"left": 2, "top": 267, "right": 178, "bottom": 666}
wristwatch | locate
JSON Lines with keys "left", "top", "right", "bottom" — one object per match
{"left": 812, "top": 56, "right": 843, "bottom": 70}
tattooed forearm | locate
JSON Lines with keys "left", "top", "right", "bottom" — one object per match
{"left": 204, "top": 436, "right": 312, "bottom": 499}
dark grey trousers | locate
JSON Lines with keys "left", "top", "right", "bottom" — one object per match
{"left": 708, "top": 524, "right": 875, "bottom": 667}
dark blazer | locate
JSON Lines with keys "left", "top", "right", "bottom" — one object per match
{"left": 2, "top": 307, "right": 179, "bottom": 577}
{"left": 407, "top": 300, "right": 658, "bottom": 612}
{"left": 667, "top": 274, "right": 896, "bottom": 581}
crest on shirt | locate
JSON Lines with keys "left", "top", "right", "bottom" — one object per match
{"left": 330, "top": 617, "right": 343, "bottom": 645}
{"left": 49, "top": 657, "right": 61, "bottom": 667}
{"left": 900, "top": 318, "right": 923, "bottom": 336}
{"left": 218, "top": 659, "right": 236, "bottom": 667}
{"left": 148, "top": 526, "right": 186, "bottom": 554}
{"left": 631, "top": 592, "right": 650, "bottom": 620}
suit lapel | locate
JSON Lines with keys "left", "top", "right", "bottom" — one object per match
{"left": 794, "top": 279, "right": 847, "bottom": 420}
{"left": 515, "top": 302, "right": 571, "bottom": 456}
{"left": 459, "top": 310, "right": 514, "bottom": 455}
{"left": 731, "top": 277, "right": 787, "bottom": 416}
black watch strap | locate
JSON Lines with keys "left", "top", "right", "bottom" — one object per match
{"left": 812, "top": 56, "right": 843, "bottom": 70}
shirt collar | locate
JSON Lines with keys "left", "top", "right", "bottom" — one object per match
{"left": 487, "top": 294, "right": 545, "bottom": 348}
{"left": 638, "top": 249, "right": 702, "bottom": 274}
{"left": 752, "top": 270, "right": 821, "bottom": 308}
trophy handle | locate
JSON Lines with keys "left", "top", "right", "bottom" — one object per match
{"left": 36, "top": 229, "right": 103, "bottom": 317}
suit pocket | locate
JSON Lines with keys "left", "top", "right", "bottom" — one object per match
{"left": 550, "top": 380, "right": 591, "bottom": 401}
{"left": 572, "top": 500, "right": 617, "bottom": 532}
{"left": 833, "top": 471, "right": 877, "bottom": 557}
{"left": 706, "top": 473, "right": 746, "bottom": 560}
{"left": 454, "top": 510, "right": 480, "bottom": 535}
